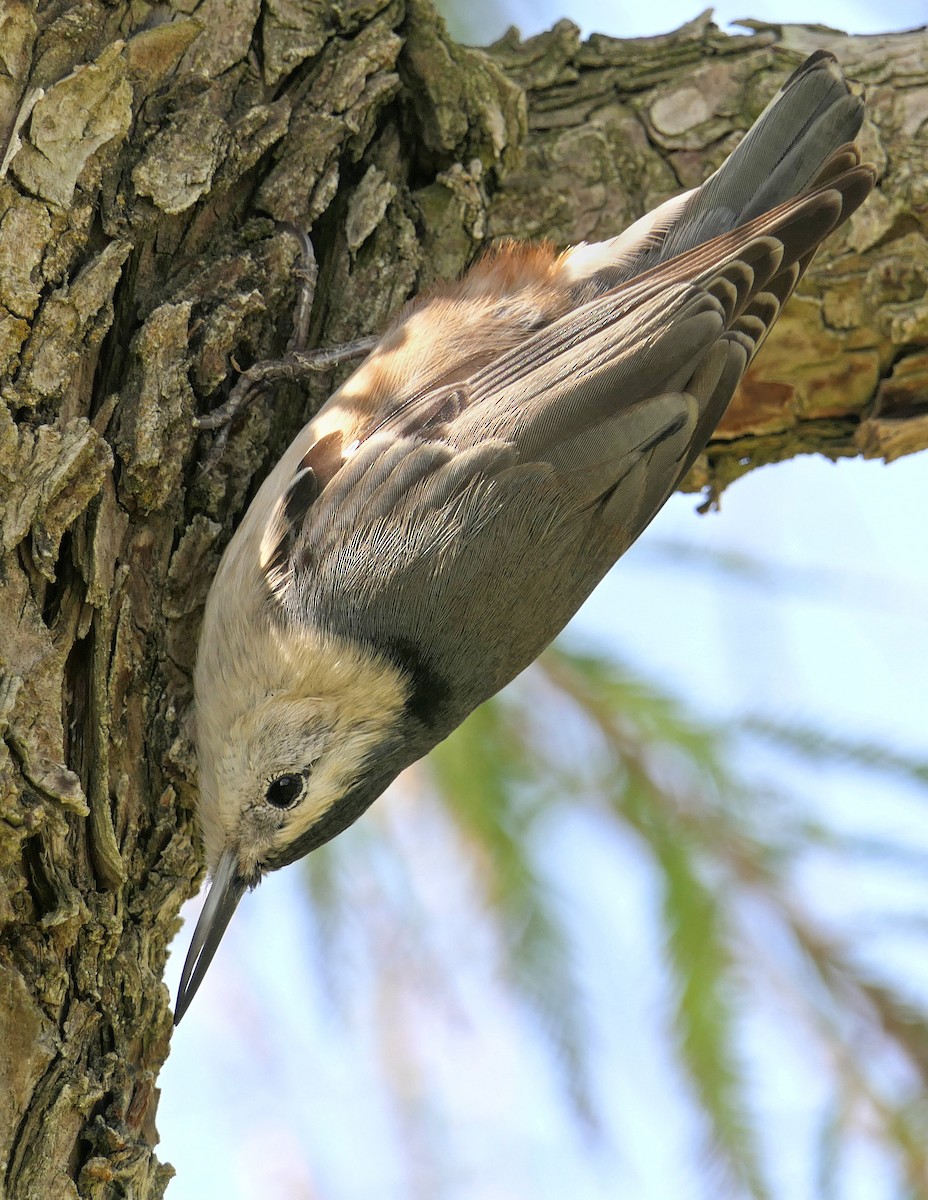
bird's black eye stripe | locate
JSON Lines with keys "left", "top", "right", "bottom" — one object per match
{"left": 265, "top": 772, "right": 305, "bottom": 809}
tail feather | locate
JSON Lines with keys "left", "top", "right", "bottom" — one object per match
{"left": 563, "top": 51, "right": 868, "bottom": 290}
{"left": 702, "top": 51, "right": 863, "bottom": 229}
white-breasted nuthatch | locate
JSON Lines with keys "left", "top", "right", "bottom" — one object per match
{"left": 175, "top": 50, "right": 874, "bottom": 1022}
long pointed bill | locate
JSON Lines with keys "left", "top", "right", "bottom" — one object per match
{"left": 174, "top": 849, "right": 247, "bottom": 1025}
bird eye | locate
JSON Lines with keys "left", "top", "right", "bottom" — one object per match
{"left": 265, "top": 773, "right": 305, "bottom": 809}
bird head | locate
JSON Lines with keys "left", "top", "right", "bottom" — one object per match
{"left": 174, "top": 574, "right": 412, "bottom": 1023}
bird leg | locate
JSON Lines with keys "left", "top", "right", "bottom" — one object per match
{"left": 194, "top": 225, "right": 376, "bottom": 452}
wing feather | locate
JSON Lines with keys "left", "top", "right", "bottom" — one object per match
{"left": 256, "top": 162, "right": 873, "bottom": 732}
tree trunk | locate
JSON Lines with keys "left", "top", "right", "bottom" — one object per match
{"left": 0, "top": 4, "right": 924, "bottom": 1195}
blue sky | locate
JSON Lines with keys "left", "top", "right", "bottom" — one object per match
{"left": 161, "top": 4, "right": 928, "bottom": 1198}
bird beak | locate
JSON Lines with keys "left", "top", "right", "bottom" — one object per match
{"left": 174, "top": 849, "right": 247, "bottom": 1025}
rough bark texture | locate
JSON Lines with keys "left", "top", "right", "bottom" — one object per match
{"left": 0, "top": 3, "right": 924, "bottom": 1195}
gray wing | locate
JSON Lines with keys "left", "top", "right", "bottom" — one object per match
{"left": 265, "top": 174, "right": 871, "bottom": 735}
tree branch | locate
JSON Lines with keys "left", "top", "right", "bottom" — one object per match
{"left": 0, "top": 4, "right": 924, "bottom": 1194}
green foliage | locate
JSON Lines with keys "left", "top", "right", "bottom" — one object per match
{"left": 530, "top": 646, "right": 767, "bottom": 1194}
{"left": 298, "top": 638, "right": 928, "bottom": 1200}
{"left": 742, "top": 717, "right": 928, "bottom": 791}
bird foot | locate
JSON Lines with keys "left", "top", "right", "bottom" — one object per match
{"left": 194, "top": 225, "right": 376, "bottom": 466}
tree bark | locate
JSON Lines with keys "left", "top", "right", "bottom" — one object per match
{"left": 0, "top": 4, "right": 924, "bottom": 1195}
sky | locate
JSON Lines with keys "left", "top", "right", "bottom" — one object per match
{"left": 160, "top": 4, "right": 928, "bottom": 1198}
{"left": 444, "top": 0, "right": 926, "bottom": 44}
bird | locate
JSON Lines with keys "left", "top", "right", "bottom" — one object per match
{"left": 175, "top": 50, "right": 875, "bottom": 1023}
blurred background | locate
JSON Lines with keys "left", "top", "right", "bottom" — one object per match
{"left": 161, "top": 2, "right": 928, "bottom": 1197}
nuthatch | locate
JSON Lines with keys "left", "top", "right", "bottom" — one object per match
{"left": 175, "top": 50, "right": 874, "bottom": 1022}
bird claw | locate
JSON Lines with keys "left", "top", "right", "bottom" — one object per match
{"left": 194, "top": 225, "right": 376, "bottom": 471}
